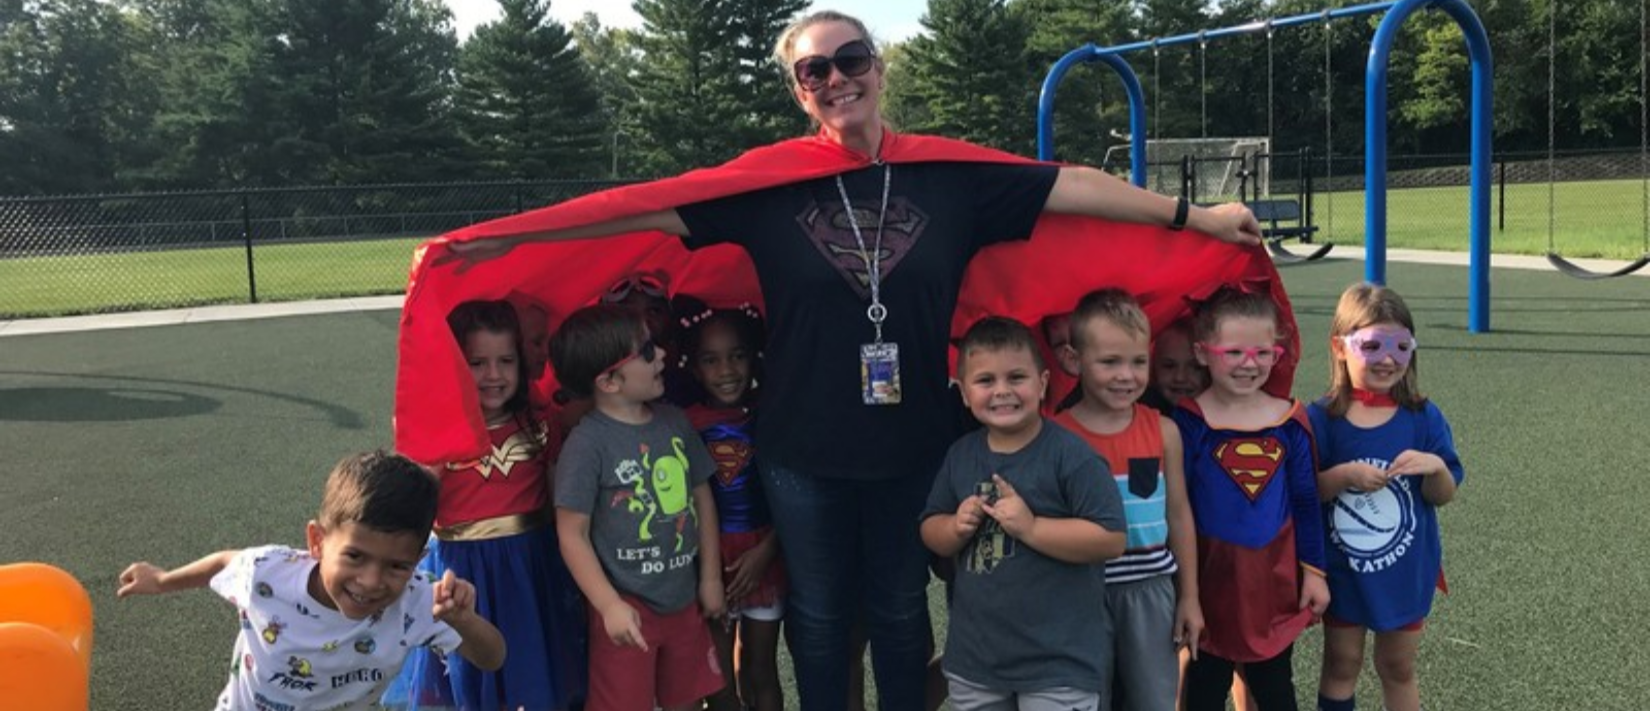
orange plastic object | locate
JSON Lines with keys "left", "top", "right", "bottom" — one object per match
{"left": 0, "top": 622, "right": 88, "bottom": 710}
{"left": 0, "top": 563, "right": 94, "bottom": 670}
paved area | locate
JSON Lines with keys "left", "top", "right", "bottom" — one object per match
{"left": 1, "top": 247, "right": 1642, "bottom": 338}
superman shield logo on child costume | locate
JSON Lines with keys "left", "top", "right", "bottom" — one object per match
{"left": 1213, "top": 437, "right": 1285, "bottom": 501}
{"left": 707, "top": 439, "right": 753, "bottom": 487}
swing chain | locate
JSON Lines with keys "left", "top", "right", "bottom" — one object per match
{"left": 1324, "top": 18, "right": 1334, "bottom": 238}
{"left": 1199, "top": 31, "right": 1209, "bottom": 139}
{"left": 1152, "top": 39, "right": 1161, "bottom": 143}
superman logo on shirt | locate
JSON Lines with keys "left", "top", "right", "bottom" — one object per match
{"left": 797, "top": 195, "right": 928, "bottom": 299}
{"left": 708, "top": 439, "right": 753, "bottom": 487}
{"left": 1213, "top": 437, "right": 1285, "bottom": 502}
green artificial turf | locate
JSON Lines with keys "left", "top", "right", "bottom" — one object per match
{"left": 1, "top": 259, "right": 1646, "bottom": 709}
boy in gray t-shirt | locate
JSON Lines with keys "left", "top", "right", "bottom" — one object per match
{"left": 922, "top": 317, "right": 1127, "bottom": 711}
{"left": 551, "top": 304, "right": 725, "bottom": 711}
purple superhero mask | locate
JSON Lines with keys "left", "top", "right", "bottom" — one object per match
{"left": 1340, "top": 326, "right": 1417, "bottom": 365}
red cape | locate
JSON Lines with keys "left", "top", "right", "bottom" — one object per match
{"left": 394, "top": 133, "right": 1299, "bottom": 464}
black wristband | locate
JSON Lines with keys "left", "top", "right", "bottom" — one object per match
{"left": 1168, "top": 196, "right": 1189, "bottom": 231}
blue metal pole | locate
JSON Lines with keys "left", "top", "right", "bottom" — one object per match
{"left": 1451, "top": 0, "right": 1496, "bottom": 333}
{"left": 1038, "top": 46, "right": 1091, "bottom": 162}
{"left": 1092, "top": 2, "right": 1399, "bottom": 57}
{"left": 1365, "top": 0, "right": 1494, "bottom": 330}
{"left": 1038, "top": 47, "right": 1149, "bottom": 187}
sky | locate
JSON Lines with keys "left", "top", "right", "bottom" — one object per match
{"left": 444, "top": 0, "right": 928, "bottom": 44}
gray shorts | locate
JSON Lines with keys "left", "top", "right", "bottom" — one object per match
{"left": 946, "top": 672, "right": 1101, "bottom": 711}
{"left": 1107, "top": 574, "right": 1180, "bottom": 711}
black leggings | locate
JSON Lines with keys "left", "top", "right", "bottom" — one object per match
{"left": 1182, "top": 644, "right": 1298, "bottom": 711}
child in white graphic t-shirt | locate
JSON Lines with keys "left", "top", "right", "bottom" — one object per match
{"left": 118, "top": 451, "right": 505, "bottom": 710}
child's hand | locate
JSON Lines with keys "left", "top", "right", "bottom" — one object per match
{"left": 599, "top": 599, "right": 648, "bottom": 651}
{"left": 1300, "top": 572, "right": 1331, "bottom": 618}
{"left": 724, "top": 536, "right": 777, "bottom": 604}
{"left": 954, "top": 495, "right": 986, "bottom": 539}
{"left": 116, "top": 562, "right": 165, "bottom": 598}
{"left": 432, "top": 570, "right": 478, "bottom": 624}
{"left": 980, "top": 474, "right": 1034, "bottom": 539}
{"left": 1387, "top": 450, "right": 1446, "bottom": 478}
{"left": 1173, "top": 596, "right": 1206, "bottom": 661}
{"left": 1343, "top": 462, "right": 1392, "bottom": 492}
{"left": 699, "top": 576, "right": 727, "bottom": 620}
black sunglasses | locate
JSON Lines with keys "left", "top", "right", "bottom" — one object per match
{"left": 598, "top": 340, "right": 660, "bottom": 379}
{"left": 792, "top": 40, "right": 877, "bottom": 92}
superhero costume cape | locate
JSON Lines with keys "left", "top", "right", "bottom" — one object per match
{"left": 394, "top": 131, "right": 1300, "bottom": 464}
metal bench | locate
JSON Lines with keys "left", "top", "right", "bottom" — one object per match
{"left": 1247, "top": 198, "right": 1332, "bottom": 263}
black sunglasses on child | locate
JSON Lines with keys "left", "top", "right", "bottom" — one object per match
{"left": 792, "top": 40, "right": 877, "bottom": 92}
{"left": 598, "top": 340, "right": 660, "bottom": 379}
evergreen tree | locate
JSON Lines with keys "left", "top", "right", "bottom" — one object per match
{"left": 719, "top": 0, "right": 810, "bottom": 148}
{"left": 127, "top": 0, "right": 284, "bottom": 188}
{"left": 626, "top": 0, "right": 808, "bottom": 176}
{"left": 456, "top": 0, "right": 606, "bottom": 179}
{"left": 880, "top": 41, "right": 931, "bottom": 132}
{"left": 571, "top": 12, "right": 642, "bottom": 176}
{"left": 1013, "top": 0, "right": 1137, "bottom": 168}
{"left": 0, "top": 0, "right": 149, "bottom": 194}
{"left": 892, "top": 0, "right": 1035, "bottom": 155}
{"left": 263, "top": 0, "right": 465, "bottom": 184}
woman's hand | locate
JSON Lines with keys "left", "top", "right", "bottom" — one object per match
{"left": 434, "top": 237, "right": 521, "bottom": 273}
{"left": 1192, "top": 202, "right": 1263, "bottom": 246}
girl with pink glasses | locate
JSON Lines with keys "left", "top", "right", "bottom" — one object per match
{"left": 1171, "top": 289, "right": 1330, "bottom": 711}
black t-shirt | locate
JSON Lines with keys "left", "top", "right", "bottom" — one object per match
{"left": 677, "top": 161, "right": 1060, "bottom": 480}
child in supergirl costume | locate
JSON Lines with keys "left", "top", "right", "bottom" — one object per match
{"left": 1173, "top": 290, "right": 1329, "bottom": 711}
{"left": 678, "top": 304, "right": 788, "bottom": 711}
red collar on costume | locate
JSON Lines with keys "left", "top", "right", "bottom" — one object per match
{"left": 1350, "top": 388, "right": 1398, "bottom": 408}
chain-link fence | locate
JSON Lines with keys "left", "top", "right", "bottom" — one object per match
{"left": 5, "top": 152, "right": 1648, "bottom": 319}
{"left": 0, "top": 180, "right": 629, "bottom": 319}
{"left": 1118, "top": 146, "right": 1650, "bottom": 260}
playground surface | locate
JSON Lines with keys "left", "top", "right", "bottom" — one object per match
{"left": 2, "top": 251, "right": 1647, "bottom": 710}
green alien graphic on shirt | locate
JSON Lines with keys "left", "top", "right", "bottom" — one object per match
{"left": 613, "top": 438, "right": 698, "bottom": 552}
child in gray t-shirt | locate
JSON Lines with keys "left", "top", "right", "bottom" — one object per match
{"left": 551, "top": 304, "right": 726, "bottom": 711}
{"left": 922, "top": 317, "right": 1127, "bottom": 711}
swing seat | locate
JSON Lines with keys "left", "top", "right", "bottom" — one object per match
{"left": 1545, "top": 252, "right": 1650, "bottom": 279}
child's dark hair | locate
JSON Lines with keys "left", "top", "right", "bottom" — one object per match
{"left": 1193, "top": 288, "right": 1282, "bottom": 343}
{"left": 1326, "top": 282, "right": 1425, "bottom": 415}
{"left": 1068, "top": 288, "right": 1150, "bottom": 350}
{"left": 549, "top": 304, "right": 646, "bottom": 399}
{"left": 318, "top": 450, "right": 440, "bottom": 536}
{"left": 957, "top": 316, "right": 1046, "bottom": 377}
{"left": 676, "top": 302, "right": 767, "bottom": 368}
{"left": 448, "top": 300, "right": 531, "bottom": 416}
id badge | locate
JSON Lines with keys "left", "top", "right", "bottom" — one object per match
{"left": 859, "top": 341, "right": 902, "bottom": 405}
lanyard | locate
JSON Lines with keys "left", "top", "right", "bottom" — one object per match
{"left": 834, "top": 164, "right": 893, "bottom": 342}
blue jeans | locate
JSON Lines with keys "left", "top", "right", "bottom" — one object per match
{"left": 761, "top": 463, "right": 934, "bottom": 711}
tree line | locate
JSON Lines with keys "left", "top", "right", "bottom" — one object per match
{"left": 1, "top": 0, "right": 1643, "bottom": 196}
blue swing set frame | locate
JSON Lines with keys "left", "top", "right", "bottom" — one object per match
{"left": 1036, "top": 0, "right": 1495, "bottom": 333}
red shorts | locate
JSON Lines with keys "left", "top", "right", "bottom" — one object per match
{"left": 1323, "top": 613, "right": 1425, "bottom": 633}
{"left": 587, "top": 595, "right": 723, "bottom": 711}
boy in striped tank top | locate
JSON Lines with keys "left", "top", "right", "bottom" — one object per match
{"left": 1052, "top": 289, "right": 1203, "bottom": 711}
